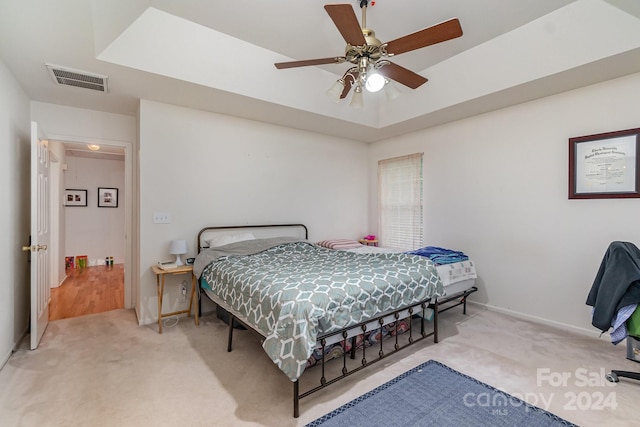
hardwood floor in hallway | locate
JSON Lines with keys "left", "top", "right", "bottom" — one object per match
{"left": 49, "top": 264, "right": 124, "bottom": 321}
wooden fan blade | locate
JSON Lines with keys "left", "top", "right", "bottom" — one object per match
{"left": 275, "top": 57, "right": 344, "bottom": 69}
{"left": 378, "top": 62, "right": 428, "bottom": 89}
{"left": 340, "top": 72, "right": 358, "bottom": 99}
{"left": 385, "top": 18, "right": 462, "bottom": 56}
{"left": 325, "top": 4, "right": 366, "bottom": 46}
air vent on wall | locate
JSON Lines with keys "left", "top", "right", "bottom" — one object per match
{"left": 45, "top": 63, "right": 108, "bottom": 93}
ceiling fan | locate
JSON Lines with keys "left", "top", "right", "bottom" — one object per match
{"left": 274, "top": 1, "right": 463, "bottom": 108}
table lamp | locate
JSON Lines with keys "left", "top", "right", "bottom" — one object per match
{"left": 169, "top": 239, "right": 187, "bottom": 266}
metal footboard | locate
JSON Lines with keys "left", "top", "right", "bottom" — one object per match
{"left": 221, "top": 295, "right": 439, "bottom": 418}
{"left": 292, "top": 297, "right": 439, "bottom": 417}
{"left": 216, "top": 285, "right": 484, "bottom": 418}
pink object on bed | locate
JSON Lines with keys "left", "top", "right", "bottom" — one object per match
{"left": 316, "top": 239, "right": 363, "bottom": 250}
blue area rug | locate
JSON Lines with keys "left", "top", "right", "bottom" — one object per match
{"left": 306, "top": 360, "right": 578, "bottom": 427}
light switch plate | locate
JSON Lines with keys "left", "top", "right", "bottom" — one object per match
{"left": 152, "top": 212, "right": 171, "bottom": 224}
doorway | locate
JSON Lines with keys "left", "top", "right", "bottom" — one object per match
{"left": 49, "top": 140, "right": 129, "bottom": 320}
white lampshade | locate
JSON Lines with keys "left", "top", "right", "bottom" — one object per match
{"left": 384, "top": 80, "right": 401, "bottom": 100}
{"left": 326, "top": 79, "right": 345, "bottom": 103}
{"left": 350, "top": 87, "right": 364, "bottom": 109}
{"left": 169, "top": 239, "right": 187, "bottom": 266}
{"left": 365, "top": 73, "right": 385, "bottom": 92}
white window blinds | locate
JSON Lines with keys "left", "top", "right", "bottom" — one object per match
{"left": 377, "top": 153, "right": 423, "bottom": 250}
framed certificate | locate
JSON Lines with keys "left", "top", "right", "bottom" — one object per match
{"left": 569, "top": 128, "right": 640, "bottom": 199}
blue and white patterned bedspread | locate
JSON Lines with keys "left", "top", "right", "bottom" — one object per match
{"left": 199, "top": 240, "right": 443, "bottom": 381}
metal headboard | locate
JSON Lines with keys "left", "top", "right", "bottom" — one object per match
{"left": 196, "top": 224, "right": 308, "bottom": 254}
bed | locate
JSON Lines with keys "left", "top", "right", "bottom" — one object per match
{"left": 194, "top": 224, "right": 444, "bottom": 418}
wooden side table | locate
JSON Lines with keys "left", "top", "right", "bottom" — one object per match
{"left": 151, "top": 264, "right": 199, "bottom": 333}
{"left": 359, "top": 239, "right": 378, "bottom": 247}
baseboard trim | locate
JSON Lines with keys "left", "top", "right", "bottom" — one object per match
{"left": 468, "top": 300, "right": 603, "bottom": 339}
{"left": 134, "top": 307, "right": 143, "bottom": 326}
{"left": 51, "top": 273, "right": 67, "bottom": 289}
{"left": 0, "top": 326, "right": 29, "bottom": 372}
{"left": 0, "top": 348, "right": 12, "bottom": 371}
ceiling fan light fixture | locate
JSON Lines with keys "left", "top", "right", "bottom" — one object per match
{"left": 365, "top": 72, "right": 385, "bottom": 93}
{"left": 274, "top": 4, "right": 462, "bottom": 108}
{"left": 326, "top": 79, "right": 346, "bottom": 103}
{"left": 384, "top": 80, "right": 401, "bottom": 100}
{"left": 350, "top": 86, "right": 364, "bottom": 109}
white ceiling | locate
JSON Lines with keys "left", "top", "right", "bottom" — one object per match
{"left": 1, "top": 0, "right": 640, "bottom": 143}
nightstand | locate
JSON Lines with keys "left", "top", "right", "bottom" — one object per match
{"left": 151, "top": 264, "right": 199, "bottom": 333}
{"left": 359, "top": 239, "right": 378, "bottom": 247}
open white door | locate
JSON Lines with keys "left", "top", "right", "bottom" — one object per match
{"left": 26, "top": 121, "right": 50, "bottom": 349}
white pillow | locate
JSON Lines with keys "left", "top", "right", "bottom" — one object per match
{"left": 206, "top": 232, "right": 255, "bottom": 248}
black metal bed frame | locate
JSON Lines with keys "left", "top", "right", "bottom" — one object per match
{"left": 223, "top": 296, "right": 440, "bottom": 417}
{"left": 196, "top": 224, "right": 478, "bottom": 418}
{"left": 222, "top": 285, "right": 477, "bottom": 417}
{"left": 438, "top": 286, "right": 479, "bottom": 315}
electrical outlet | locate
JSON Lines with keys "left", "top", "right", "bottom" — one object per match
{"left": 179, "top": 281, "right": 187, "bottom": 303}
{"left": 152, "top": 212, "right": 171, "bottom": 224}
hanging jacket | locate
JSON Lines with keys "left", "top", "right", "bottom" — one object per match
{"left": 586, "top": 241, "right": 640, "bottom": 332}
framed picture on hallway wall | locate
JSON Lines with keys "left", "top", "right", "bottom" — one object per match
{"left": 98, "top": 187, "right": 118, "bottom": 208}
{"left": 64, "top": 189, "right": 87, "bottom": 207}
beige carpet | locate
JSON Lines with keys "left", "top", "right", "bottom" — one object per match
{"left": 1, "top": 305, "right": 639, "bottom": 426}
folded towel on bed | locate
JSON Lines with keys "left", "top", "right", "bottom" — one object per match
{"left": 316, "top": 239, "right": 363, "bottom": 250}
{"left": 406, "top": 246, "right": 469, "bottom": 265}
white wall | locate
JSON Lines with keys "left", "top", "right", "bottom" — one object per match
{"left": 138, "top": 100, "right": 369, "bottom": 325}
{"left": 31, "top": 102, "right": 136, "bottom": 144}
{"left": 64, "top": 155, "right": 125, "bottom": 265}
{"left": 0, "top": 60, "right": 31, "bottom": 368}
{"left": 369, "top": 72, "right": 640, "bottom": 335}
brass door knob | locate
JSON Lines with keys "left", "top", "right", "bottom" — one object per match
{"left": 21, "top": 244, "right": 47, "bottom": 252}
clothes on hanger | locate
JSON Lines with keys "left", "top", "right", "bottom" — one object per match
{"left": 586, "top": 241, "right": 640, "bottom": 334}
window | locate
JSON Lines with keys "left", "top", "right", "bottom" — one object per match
{"left": 378, "top": 153, "right": 423, "bottom": 250}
